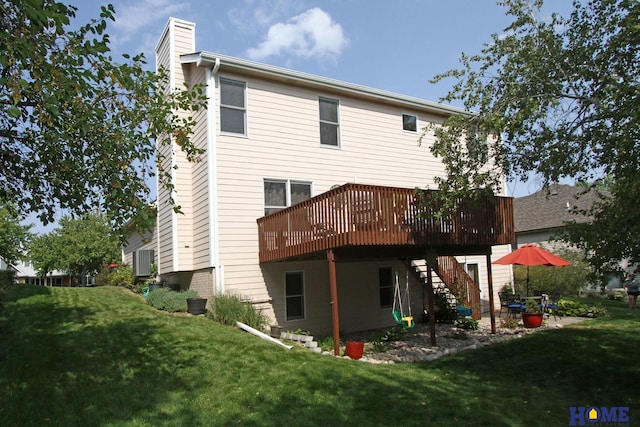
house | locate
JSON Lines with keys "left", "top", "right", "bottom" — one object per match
{"left": 3, "top": 259, "right": 74, "bottom": 287}
{"left": 514, "top": 184, "right": 599, "bottom": 247}
{"left": 514, "top": 184, "right": 629, "bottom": 290}
{"left": 121, "top": 219, "right": 158, "bottom": 281}
{"left": 124, "top": 17, "right": 515, "bottom": 348}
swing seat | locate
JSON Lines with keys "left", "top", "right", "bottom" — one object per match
{"left": 401, "top": 315, "right": 415, "bottom": 329}
{"left": 392, "top": 310, "right": 415, "bottom": 329}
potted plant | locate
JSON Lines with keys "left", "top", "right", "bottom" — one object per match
{"left": 186, "top": 294, "right": 207, "bottom": 315}
{"left": 521, "top": 299, "right": 543, "bottom": 328}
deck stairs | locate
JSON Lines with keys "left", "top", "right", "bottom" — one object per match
{"left": 409, "top": 256, "right": 481, "bottom": 320}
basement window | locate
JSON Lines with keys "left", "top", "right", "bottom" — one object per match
{"left": 285, "top": 271, "right": 305, "bottom": 321}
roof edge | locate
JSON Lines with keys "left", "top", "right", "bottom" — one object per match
{"left": 181, "top": 51, "right": 470, "bottom": 117}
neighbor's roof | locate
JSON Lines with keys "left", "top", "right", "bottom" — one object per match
{"left": 514, "top": 184, "right": 600, "bottom": 233}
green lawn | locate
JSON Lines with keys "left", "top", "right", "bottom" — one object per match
{"left": 1, "top": 285, "right": 638, "bottom": 426}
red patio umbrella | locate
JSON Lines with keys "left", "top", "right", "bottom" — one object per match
{"left": 492, "top": 244, "right": 570, "bottom": 296}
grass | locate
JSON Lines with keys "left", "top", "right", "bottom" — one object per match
{"left": 1, "top": 285, "right": 639, "bottom": 426}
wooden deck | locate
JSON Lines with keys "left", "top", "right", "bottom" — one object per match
{"left": 257, "top": 183, "right": 514, "bottom": 263}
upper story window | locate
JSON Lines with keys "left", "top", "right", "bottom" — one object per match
{"left": 264, "top": 179, "right": 312, "bottom": 215}
{"left": 220, "top": 77, "right": 246, "bottom": 135}
{"left": 319, "top": 97, "right": 340, "bottom": 147}
{"left": 402, "top": 114, "right": 417, "bottom": 132}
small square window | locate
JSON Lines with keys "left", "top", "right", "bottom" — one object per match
{"left": 402, "top": 114, "right": 417, "bottom": 132}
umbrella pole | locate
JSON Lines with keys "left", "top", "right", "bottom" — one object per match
{"left": 526, "top": 265, "right": 530, "bottom": 297}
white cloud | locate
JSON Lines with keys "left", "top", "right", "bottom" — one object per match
{"left": 246, "top": 8, "right": 348, "bottom": 62}
{"left": 112, "top": 0, "right": 187, "bottom": 34}
{"left": 100, "top": 0, "right": 189, "bottom": 59}
{"left": 227, "top": 0, "right": 299, "bottom": 35}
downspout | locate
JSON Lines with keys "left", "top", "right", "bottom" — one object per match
{"left": 199, "top": 56, "right": 224, "bottom": 294}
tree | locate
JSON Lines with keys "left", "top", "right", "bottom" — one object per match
{"left": 0, "top": 0, "right": 207, "bottom": 238}
{"left": 0, "top": 202, "right": 32, "bottom": 264}
{"left": 29, "top": 213, "right": 119, "bottom": 282}
{"left": 28, "top": 233, "right": 60, "bottom": 280}
{"left": 428, "top": 0, "right": 639, "bottom": 276}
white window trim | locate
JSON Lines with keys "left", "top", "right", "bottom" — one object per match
{"left": 402, "top": 113, "right": 418, "bottom": 133}
{"left": 220, "top": 77, "right": 247, "bottom": 137}
{"left": 319, "top": 96, "right": 341, "bottom": 148}
{"left": 263, "top": 178, "right": 313, "bottom": 214}
{"left": 285, "top": 270, "right": 306, "bottom": 321}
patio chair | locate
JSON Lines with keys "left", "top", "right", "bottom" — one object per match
{"left": 506, "top": 294, "right": 523, "bottom": 319}
{"left": 545, "top": 292, "right": 562, "bottom": 320}
{"left": 498, "top": 291, "right": 511, "bottom": 317}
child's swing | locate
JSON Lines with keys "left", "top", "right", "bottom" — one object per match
{"left": 392, "top": 270, "right": 415, "bottom": 329}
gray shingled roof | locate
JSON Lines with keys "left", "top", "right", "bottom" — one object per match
{"left": 514, "top": 184, "right": 600, "bottom": 233}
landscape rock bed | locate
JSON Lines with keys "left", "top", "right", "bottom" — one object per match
{"left": 337, "top": 319, "right": 571, "bottom": 364}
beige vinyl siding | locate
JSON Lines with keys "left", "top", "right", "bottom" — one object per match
{"left": 189, "top": 66, "right": 211, "bottom": 270}
{"left": 214, "top": 75, "right": 448, "bottom": 302}
{"left": 155, "top": 23, "right": 174, "bottom": 274}
{"left": 488, "top": 245, "right": 515, "bottom": 308}
{"left": 154, "top": 19, "right": 511, "bottom": 332}
{"left": 171, "top": 23, "right": 196, "bottom": 272}
{"left": 122, "top": 226, "right": 157, "bottom": 267}
{"left": 156, "top": 153, "right": 174, "bottom": 274}
{"left": 455, "top": 249, "right": 512, "bottom": 313}
{"left": 155, "top": 19, "right": 199, "bottom": 274}
{"left": 261, "top": 259, "right": 422, "bottom": 335}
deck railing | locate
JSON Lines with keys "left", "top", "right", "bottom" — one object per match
{"left": 257, "top": 183, "right": 514, "bottom": 262}
{"left": 434, "top": 256, "right": 482, "bottom": 320}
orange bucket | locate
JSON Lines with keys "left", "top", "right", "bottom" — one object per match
{"left": 345, "top": 341, "right": 364, "bottom": 359}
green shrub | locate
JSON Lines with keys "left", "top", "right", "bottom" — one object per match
{"left": 94, "top": 264, "right": 137, "bottom": 289}
{"left": 109, "top": 265, "right": 136, "bottom": 289}
{"left": 513, "top": 247, "right": 591, "bottom": 297}
{"left": 0, "top": 271, "right": 17, "bottom": 308}
{"left": 0, "top": 270, "right": 16, "bottom": 289}
{"left": 557, "top": 299, "right": 607, "bottom": 317}
{"left": 454, "top": 317, "right": 479, "bottom": 330}
{"left": 147, "top": 288, "right": 199, "bottom": 312}
{"left": 499, "top": 318, "right": 520, "bottom": 329}
{"left": 210, "top": 293, "right": 268, "bottom": 331}
{"left": 317, "top": 336, "right": 340, "bottom": 353}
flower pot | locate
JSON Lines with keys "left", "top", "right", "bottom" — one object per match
{"left": 345, "top": 341, "right": 364, "bottom": 359}
{"left": 186, "top": 298, "right": 207, "bottom": 315}
{"left": 521, "top": 312, "right": 543, "bottom": 328}
{"left": 270, "top": 325, "right": 283, "bottom": 338}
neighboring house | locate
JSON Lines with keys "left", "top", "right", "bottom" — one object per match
{"left": 123, "top": 18, "right": 516, "bottom": 340}
{"left": 12, "top": 260, "right": 73, "bottom": 287}
{"left": 121, "top": 220, "right": 158, "bottom": 281}
{"left": 514, "top": 184, "right": 631, "bottom": 290}
{"left": 514, "top": 184, "right": 598, "bottom": 247}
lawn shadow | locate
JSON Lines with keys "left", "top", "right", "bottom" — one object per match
{"left": 0, "top": 286, "right": 201, "bottom": 426}
{"left": 206, "top": 320, "right": 640, "bottom": 426}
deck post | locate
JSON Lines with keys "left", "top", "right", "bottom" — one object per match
{"left": 327, "top": 249, "right": 341, "bottom": 356}
{"left": 486, "top": 250, "right": 497, "bottom": 334}
{"left": 426, "top": 264, "right": 437, "bottom": 346}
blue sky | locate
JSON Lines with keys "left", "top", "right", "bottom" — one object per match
{"left": 73, "top": 0, "right": 515, "bottom": 106}
{"left": 36, "top": 0, "right": 573, "bottom": 233}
